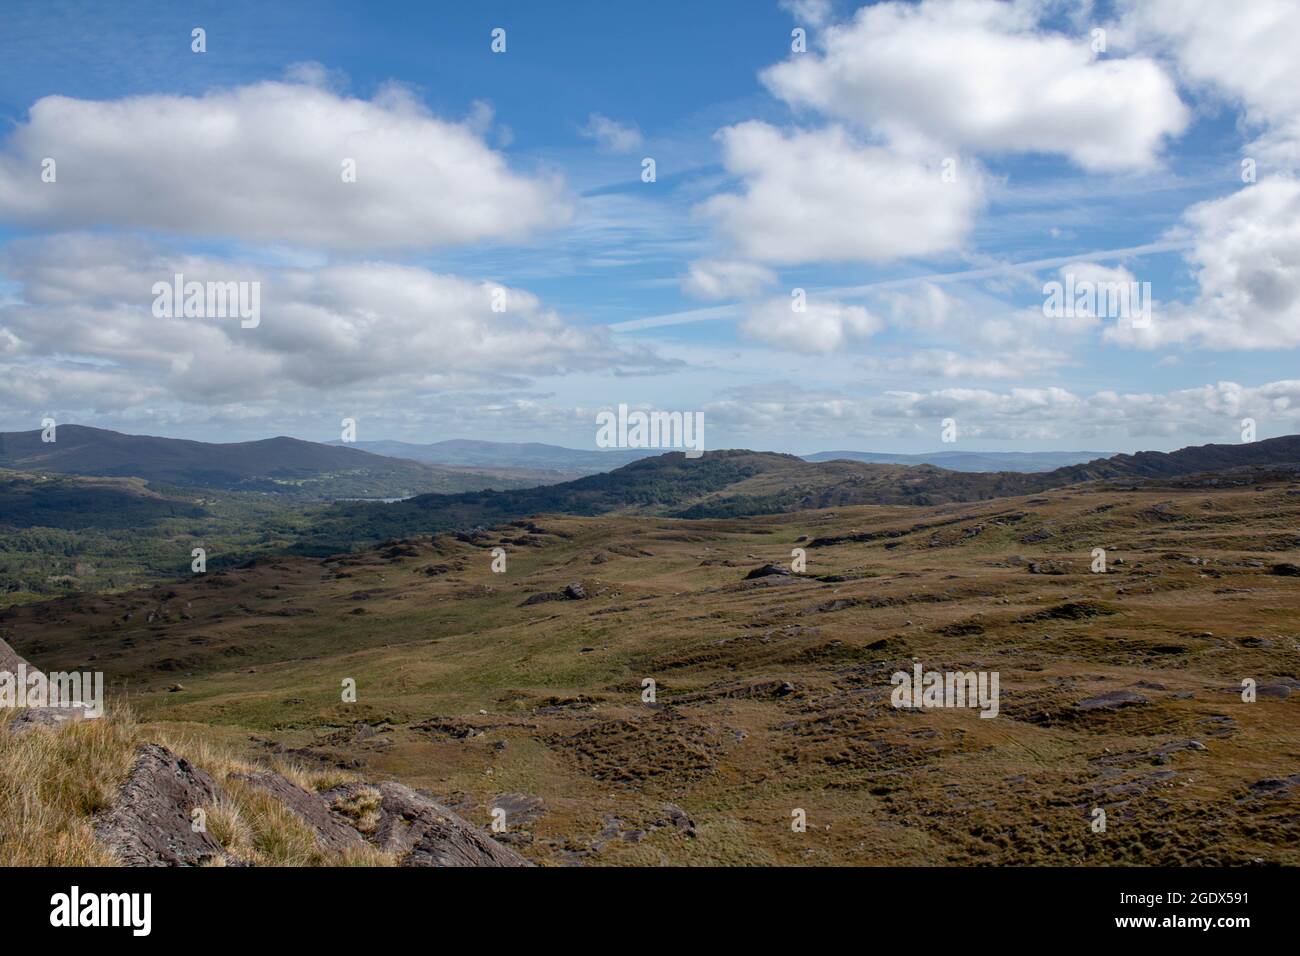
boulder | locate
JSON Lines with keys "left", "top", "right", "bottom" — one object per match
{"left": 9, "top": 705, "right": 90, "bottom": 736}
{"left": 325, "top": 781, "right": 532, "bottom": 867}
{"left": 520, "top": 583, "right": 588, "bottom": 606}
{"left": 660, "top": 803, "right": 697, "bottom": 838}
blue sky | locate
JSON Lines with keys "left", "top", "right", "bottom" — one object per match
{"left": 1, "top": 0, "right": 1298, "bottom": 454}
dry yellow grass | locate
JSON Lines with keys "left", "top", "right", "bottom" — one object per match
{"left": 329, "top": 786, "right": 383, "bottom": 835}
{"left": 0, "top": 707, "right": 394, "bottom": 867}
{"left": 0, "top": 704, "right": 138, "bottom": 866}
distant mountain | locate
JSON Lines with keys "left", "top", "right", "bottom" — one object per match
{"left": 804, "top": 450, "right": 1112, "bottom": 472}
{"left": 296, "top": 450, "right": 795, "bottom": 550}
{"left": 344, "top": 439, "right": 1112, "bottom": 475}
{"left": 327, "top": 438, "right": 655, "bottom": 475}
{"left": 0, "top": 425, "right": 538, "bottom": 499}
{"left": 294, "top": 435, "right": 1300, "bottom": 552}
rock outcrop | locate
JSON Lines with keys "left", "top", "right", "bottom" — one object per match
{"left": 95, "top": 744, "right": 240, "bottom": 867}
{"left": 744, "top": 564, "right": 792, "bottom": 580}
{"left": 232, "top": 770, "right": 368, "bottom": 853}
{"left": 325, "top": 781, "right": 532, "bottom": 867}
{"left": 9, "top": 706, "right": 88, "bottom": 735}
{"left": 0, "top": 636, "right": 28, "bottom": 675}
{"left": 1, "top": 637, "right": 92, "bottom": 735}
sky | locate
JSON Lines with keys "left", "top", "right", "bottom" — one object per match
{"left": 0, "top": 0, "right": 1298, "bottom": 455}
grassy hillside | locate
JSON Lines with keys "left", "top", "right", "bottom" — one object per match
{"left": 289, "top": 437, "right": 1300, "bottom": 554}
{"left": 803, "top": 449, "right": 1112, "bottom": 471}
{"left": 5, "top": 471, "right": 1297, "bottom": 865}
{"left": 292, "top": 449, "right": 800, "bottom": 552}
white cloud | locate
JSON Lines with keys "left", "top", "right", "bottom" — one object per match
{"left": 1107, "top": 179, "right": 1300, "bottom": 350}
{"left": 739, "top": 295, "right": 882, "bottom": 353}
{"left": 0, "top": 79, "right": 571, "bottom": 250}
{"left": 1120, "top": 0, "right": 1300, "bottom": 167}
{"left": 874, "top": 278, "right": 1101, "bottom": 347}
{"left": 680, "top": 259, "right": 777, "bottom": 300}
{"left": 763, "top": 0, "right": 1188, "bottom": 171}
{"left": 878, "top": 282, "right": 968, "bottom": 335}
{"left": 779, "top": 0, "right": 833, "bottom": 28}
{"left": 860, "top": 347, "right": 1071, "bottom": 379}
{"left": 700, "top": 122, "right": 986, "bottom": 265}
{"left": 579, "top": 113, "right": 644, "bottom": 154}
{"left": 704, "top": 379, "right": 1300, "bottom": 442}
{"left": 0, "top": 235, "right": 665, "bottom": 415}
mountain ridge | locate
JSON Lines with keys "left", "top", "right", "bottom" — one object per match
{"left": 0, "top": 425, "right": 539, "bottom": 499}
{"left": 291, "top": 436, "right": 1300, "bottom": 552}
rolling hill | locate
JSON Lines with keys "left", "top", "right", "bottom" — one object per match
{"left": 6, "top": 466, "right": 1297, "bottom": 866}
{"left": 294, "top": 436, "right": 1300, "bottom": 553}
{"left": 341, "top": 440, "right": 1110, "bottom": 476}
{"left": 328, "top": 438, "right": 655, "bottom": 476}
{"left": 804, "top": 449, "right": 1112, "bottom": 472}
{"left": 0, "top": 425, "right": 539, "bottom": 499}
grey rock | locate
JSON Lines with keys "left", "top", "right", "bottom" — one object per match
{"left": 95, "top": 743, "right": 240, "bottom": 867}
{"left": 9, "top": 705, "right": 90, "bottom": 736}
{"left": 233, "top": 770, "right": 366, "bottom": 852}
{"left": 745, "top": 564, "right": 792, "bottom": 580}
{"left": 0, "top": 636, "right": 30, "bottom": 675}
{"left": 326, "top": 781, "right": 531, "bottom": 867}
{"left": 489, "top": 792, "right": 546, "bottom": 827}
{"left": 1076, "top": 689, "right": 1149, "bottom": 711}
{"left": 661, "top": 803, "right": 696, "bottom": 837}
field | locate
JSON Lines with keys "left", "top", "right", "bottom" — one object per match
{"left": 4, "top": 472, "right": 1297, "bottom": 865}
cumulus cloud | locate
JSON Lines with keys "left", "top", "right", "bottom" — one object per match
{"left": 1120, "top": 0, "right": 1300, "bottom": 167}
{"left": 579, "top": 113, "right": 644, "bottom": 154}
{"left": 0, "top": 235, "right": 665, "bottom": 416}
{"left": 700, "top": 122, "right": 986, "bottom": 265}
{"left": 0, "top": 79, "right": 571, "bottom": 250}
{"left": 680, "top": 259, "right": 777, "bottom": 300}
{"left": 878, "top": 283, "right": 970, "bottom": 335}
{"left": 739, "top": 295, "right": 882, "bottom": 353}
{"left": 873, "top": 277, "right": 1102, "bottom": 350}
{"left": 763, "top": 0, "right": 1189, "bottom": 171}
{"left": 1107, "top": 179, "right": 1300, "bottom": 350}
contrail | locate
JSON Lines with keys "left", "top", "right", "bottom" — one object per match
{"left": 608, "top": 238, "right": 1195, "bottom": 332}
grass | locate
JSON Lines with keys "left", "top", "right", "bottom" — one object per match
{"left": 4, "top": 478, "right": 1299, "bottom": 865}
{"left": 0, "top": 705, "right": 394, "bottom": 867}
{"left": 0, "top": 704, "right": 139, "bottom": 866}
